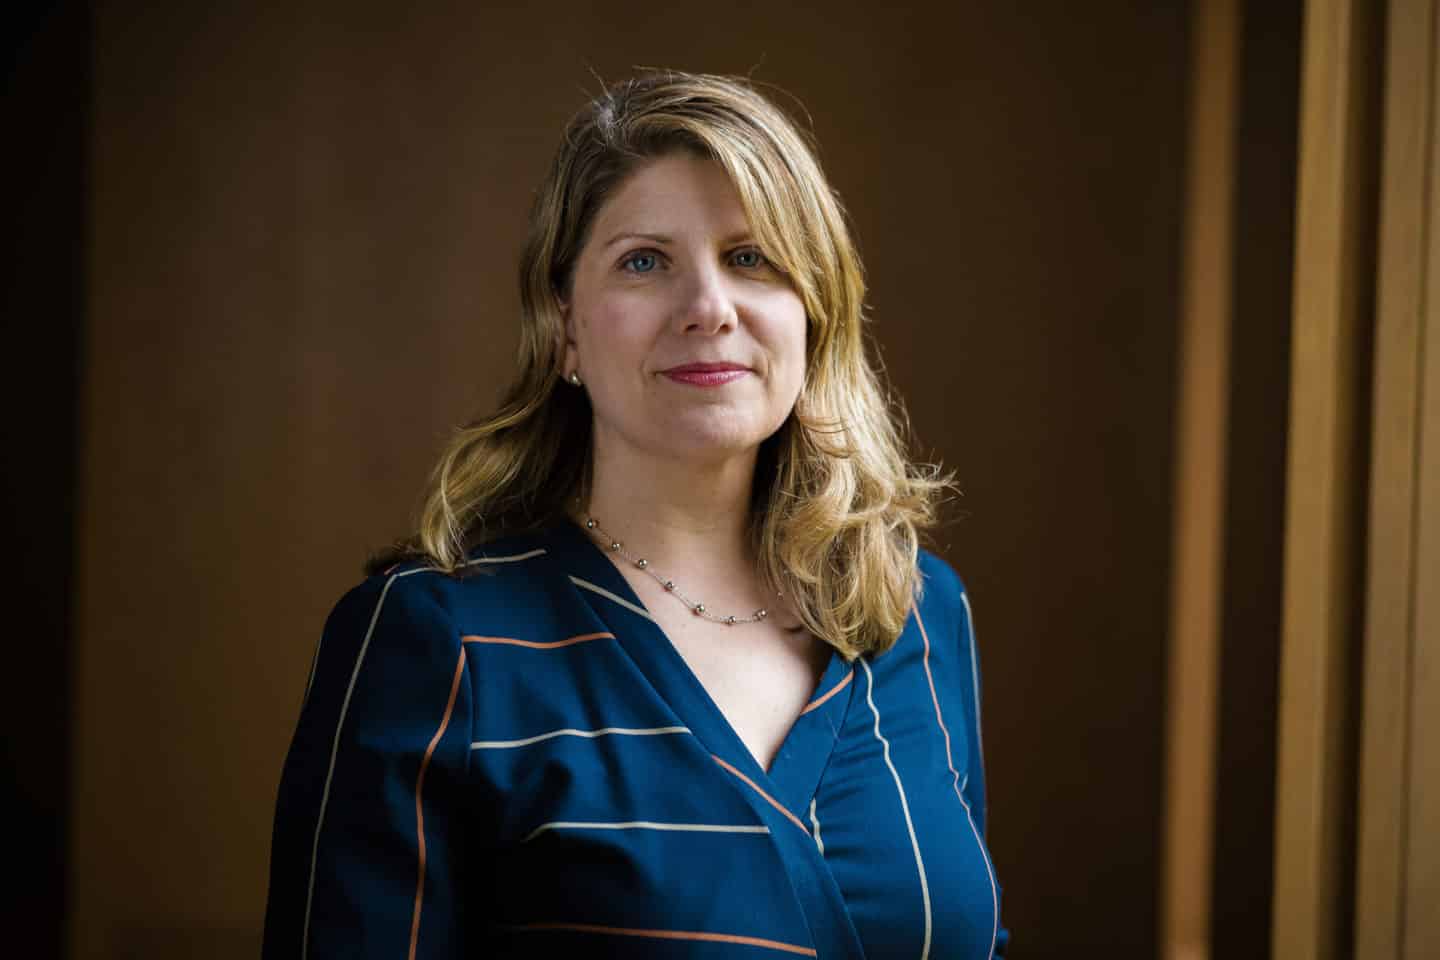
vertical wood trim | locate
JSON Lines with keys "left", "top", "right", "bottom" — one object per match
{"left": 1356, "top": 0, "right": 1434, "bottom": 955}
{"left": 1273, "top": 0, "right": 1376, "bottom": 956}
{"left": 1161, "top": 0, "right": 1239, "bottom": 956}
{"left": 1402, "top": 14, "right": 1440, "bottom": 952}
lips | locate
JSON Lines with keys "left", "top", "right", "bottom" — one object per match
{"left": 662, "top": 362, "right": 749, "bottom": 374}
{"left": 660, "top": 361, "right": 751, "bottom": 387}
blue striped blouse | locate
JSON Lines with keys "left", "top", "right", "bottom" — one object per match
{"left": 262, "top": 520, "right": 1008, "bottom": 958}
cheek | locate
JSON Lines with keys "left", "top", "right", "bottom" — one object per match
{"left": 578, "top": 296, "right": 654, "bottom": 363}
{"left": 773, "top": 302, "right": 809, "bottom": 392}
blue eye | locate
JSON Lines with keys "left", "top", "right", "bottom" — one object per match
{"left": 732, "top": 248, "right": 765, "bottom": 268}
{"left": 621, "top": 251, "right": 659, "bottom": 273}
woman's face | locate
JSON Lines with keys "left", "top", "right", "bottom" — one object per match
{"left": 562, "top": 151, "right": 807, "bottom": 469}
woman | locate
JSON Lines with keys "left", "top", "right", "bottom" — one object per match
{"left": 263, "top": 70, "right": 1007, "bottom": 959}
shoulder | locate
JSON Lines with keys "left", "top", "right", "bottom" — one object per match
{"left": 916, "top": 547, "right": 969, "bottom": 618}
{"left": 912, "top": 547, "right": 979, "bottom": 656}
{"left": 325, "top": 529, "right": 559, "bottom": 639}
{"left": 917, "top": 547, "right": 966, "bottom": 598}
{"left": 304, "top": 529, "right": 574, "bottom": 723}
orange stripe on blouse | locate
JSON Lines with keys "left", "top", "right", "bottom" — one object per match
{"left": 710, "top": 754, "right": 809, "bottom": 834}
{"left": 915, "top": 607, "right": 966, "bottom": 807}
{"left": 460, "top": 631, "right": 614, "bottom": 649}
{"left": 409, "top": 648, "right": 467, "bottom": 960}
{"left": 799, "top": 667, "right": 854, "bottom": 715}
{"left": 503, "top": 921, "right": 817, "bottom": 956}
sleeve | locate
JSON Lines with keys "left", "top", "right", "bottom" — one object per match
{"left": 261, "top": 571, "right": 476, "bottom": 958}
{"left": 954, "top": 576, "right": 1011, "bottom": 957}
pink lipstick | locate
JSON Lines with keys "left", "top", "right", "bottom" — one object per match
{"left": 661, "top": 362, "right": 750, "bottom": 387}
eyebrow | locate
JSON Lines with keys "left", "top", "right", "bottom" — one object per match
{"left": 602, "top": 230, "right": 756, "bottom": 249}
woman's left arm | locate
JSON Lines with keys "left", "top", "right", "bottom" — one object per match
{"left": 261, "top": 572, "right": 477, "bottom": 959}
{"left": 955, "top": 578, "right": 1011, "bottom": 958}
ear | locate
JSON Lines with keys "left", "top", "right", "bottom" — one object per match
{"left": 558, "top": 300, "right": 579, "bottom": 376}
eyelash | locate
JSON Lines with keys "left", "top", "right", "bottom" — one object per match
{"left": 618, "top": 247, "right": 770, "bottom": 274}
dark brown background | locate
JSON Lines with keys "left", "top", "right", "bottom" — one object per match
{"left": 6, "top": 0, "right": 1301, "bottom": 956}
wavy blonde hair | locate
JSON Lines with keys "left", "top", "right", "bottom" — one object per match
{"left": 381, "top": 70, "right": 953, "bottom": 658}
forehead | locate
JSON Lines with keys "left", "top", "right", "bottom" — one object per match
{"left": 591, "top": 152, "right": 751, "bottom": 237}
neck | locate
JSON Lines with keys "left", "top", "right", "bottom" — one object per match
{"left": 579, "top": 441, "right": 758, "bottom": 573}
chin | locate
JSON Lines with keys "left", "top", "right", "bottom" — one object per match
{"left": 655, "top": 412, "right": 781, "bottom": 463}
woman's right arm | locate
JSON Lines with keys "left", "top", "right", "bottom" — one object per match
{"left": 261, "top": 570, "right": 477, "bottom": 959}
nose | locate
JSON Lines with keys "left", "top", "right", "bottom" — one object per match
{"left": 673, "top": 262, "right": 737, "bottom": 335}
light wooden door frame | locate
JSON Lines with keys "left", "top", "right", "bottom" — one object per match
{"left": 1272, "top": 0, "right": 1380, "bottom": 956}
{"left": 1355, "top": 0, "right": 1440, "bottom": 956}
{"left": 1165, "top": 0, "right": 1437, "bottom": 956}
{"left": 1276, "top": 0, "right": 1440, "bottom": 956}
{"left": 1161, "top": 0, "right": 1239, "bottom": 955}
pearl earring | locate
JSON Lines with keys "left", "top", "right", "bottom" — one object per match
{"left": 567, "top": 371, "right": 582, "bottom": 386}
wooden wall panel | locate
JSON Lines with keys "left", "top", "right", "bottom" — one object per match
{"left": 1355, "top": 0, "right": 1434, "bottom": 955}
{"left": 1162, "top": 0, "right": 1238, "bottom": 955}
{"left": 1208, "top": 4, "right": 1304, "bottom": 954}
{"left": 1272, "top": 0, "right": 1382, "bottom": 955}
{"left": 1401, "top": 3, "right": 1440, "bottom": 947}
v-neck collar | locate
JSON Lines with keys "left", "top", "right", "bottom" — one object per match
{"left": 541, "top": 518, "right": 856, "bottom": 819}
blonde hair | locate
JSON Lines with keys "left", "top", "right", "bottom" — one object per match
{"left": 382, "top": 70, "right": 953, "bottom": 658}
